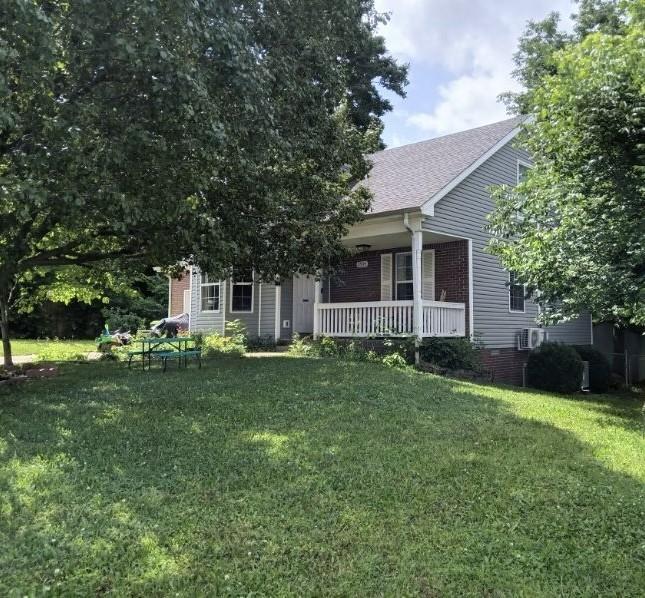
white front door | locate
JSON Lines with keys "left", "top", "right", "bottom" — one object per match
{"left": 292, "top": 274, "right": 315, "bottom": 334}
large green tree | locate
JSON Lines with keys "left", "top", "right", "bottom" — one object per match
{"left": 489, "top": 0, "right": 644, "bottom": 326}
{"left": 0, "top": 0, "right": 407, "bottom": 366}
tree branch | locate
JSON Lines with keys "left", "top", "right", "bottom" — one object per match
{"left": 23, "top": 248, "right": 146, "bottom": 267}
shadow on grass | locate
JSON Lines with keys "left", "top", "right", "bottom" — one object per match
{"left": 1, "top": 358, "right": 644, "bottom": 595}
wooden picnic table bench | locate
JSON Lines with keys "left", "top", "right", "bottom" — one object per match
{"left": 127, "top": 337, "right": 201, "bottom": 371}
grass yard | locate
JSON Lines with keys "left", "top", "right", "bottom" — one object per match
{"left": 1, "top": 339, "right": 96, "bottom": 360}
{"left": 1, "top": 357, "right": 643, "bottom": 595}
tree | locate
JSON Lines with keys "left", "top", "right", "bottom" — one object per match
{"left": 0, "top": 0, "right": 407, "bottom": 366}
{"left": 500, "top": 0, "right": 627, "bottom": 114}
{"left": 489, "top": 0, "right": 644, "bottom": 326}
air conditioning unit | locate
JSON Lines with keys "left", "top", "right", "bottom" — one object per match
{"left": 517, "top": 327, "right": 547, "bottom": 350}
{"left": 581, "top": 361, "right": 590, "bottom": 391}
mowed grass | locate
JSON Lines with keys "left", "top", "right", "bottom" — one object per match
{"left": 1, "top": 339, "right": 96, "bottom": 360}
{"left": 1, "top": 357, "right": 643, "bottom": 596}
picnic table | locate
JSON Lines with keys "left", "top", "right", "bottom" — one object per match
{"left": 127, "top": 336, "right": 201, "bottom": 372}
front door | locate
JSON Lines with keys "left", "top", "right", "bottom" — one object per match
{"left": 292, "top": 274, "right": 315, "bottom": 334}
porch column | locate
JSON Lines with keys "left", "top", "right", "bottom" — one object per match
{"left": 412, "top": 229, "right": 423, "bottom": 341}
{"left": 313, "top": 275, "right": 321, "bottom": 339}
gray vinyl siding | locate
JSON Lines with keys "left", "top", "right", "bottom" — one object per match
{"left": 546, "top": 311, "right": 592, "bottom": 345}
{"left": 189, "top": 267, "right": 279, "bottom": 339}
{"left": 427, "top": 142, "right": 592, "bottom": 348}
{"left": 280, "top": 278, "right": 293, "bottom": 340}
{"left": 189, "top": 268, "right": 225, "bottom": 333}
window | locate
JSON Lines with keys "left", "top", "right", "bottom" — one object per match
{"left": 395, "top": 253, "right": 413, "bottom": 300}
{"left": 517, "top": 160, "right": 531, "bottom": 184}
{"left": 230, "top": 269, "right": 254, "bottom": 312}
{"left": 200, "top": 274, "right": 220, "bottom": 312}
{"left": 509, "top": 271, "right": 525, "bottom": 313}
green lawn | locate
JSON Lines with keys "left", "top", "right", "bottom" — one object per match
{"left": 1, "top": 357, "right": 643, "bottom": 595}
{"left": 1, "top": 339, "right": 96, "bottom": 360}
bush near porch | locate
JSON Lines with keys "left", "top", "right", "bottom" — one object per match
{"left": 0, "top": 358, "right": 643, "bottom": 595}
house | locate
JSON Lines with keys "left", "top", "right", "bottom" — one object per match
{"left": 168, "top": 117, "right": 592, "bottom": 384}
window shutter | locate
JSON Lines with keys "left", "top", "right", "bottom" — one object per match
{"left": 422, "top": 249, "right": 435, "bottom": 301}
{"left": 380, "top": 253, "right": 393, "bottom": 300}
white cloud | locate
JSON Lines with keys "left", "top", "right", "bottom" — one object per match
{"left": 375, "top": 0, "right": 574, "bottom": 138}
{"left": 406, "top": 70, "right": 518, "bottom": 136}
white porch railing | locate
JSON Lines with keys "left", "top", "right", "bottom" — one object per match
{"left": 421, "top": 300, "right": 466, "bottom": 337}
{"left": 315, "top": 300, "right": 465, "bottom": 338}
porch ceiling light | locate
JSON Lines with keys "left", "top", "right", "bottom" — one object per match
{"left": 355, "top": 243, "right": 371, "bottom": 252}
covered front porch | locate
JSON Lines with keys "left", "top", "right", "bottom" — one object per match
{"left": 311, "top": 215, "right": 470, "bottom": 340}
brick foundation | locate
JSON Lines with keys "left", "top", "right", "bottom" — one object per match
{"left": 479, "top": 347, "right": 529, "bottom": 386}
{"left": 169, "top": 272, "right": 190, "bottom": 316}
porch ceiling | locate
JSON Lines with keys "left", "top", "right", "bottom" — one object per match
{"left": 342, "top": 230, "right": 461, "bottom": 251}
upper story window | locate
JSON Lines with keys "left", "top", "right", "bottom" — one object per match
{"left": 200, "top": 274, "right": 220, "bottom": 312}
{"left": 509, "top": 271, "right": 525, "bottom": 313}
{"left": 231, "top": 269, "right": 254, "bottom": 312}
{"left": 517, "top": 160, "right": 531, "bottom": 184}
{"left": 395, "top": 252, "right": 413, "bottom": 300}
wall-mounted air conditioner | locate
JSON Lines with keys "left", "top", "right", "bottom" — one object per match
{"left": 517, "top": 328, "right": 547, "bottom": 350}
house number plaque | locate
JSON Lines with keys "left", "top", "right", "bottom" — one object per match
{"left": 356, "top": 260, "right": 368, "bottom": 269}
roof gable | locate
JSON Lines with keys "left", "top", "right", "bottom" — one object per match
{"left": 363, "top": 116, "right": 526, "bottom": 215}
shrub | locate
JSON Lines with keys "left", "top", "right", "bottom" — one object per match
{"left": 288, "top": 334, "right": 314, "bottom": 356}
{"left": 574, "top": 346, "right": 610, "bottom": 393}
{"left": 246, "top": 335, "right": 277, "bottom": 352}
{"left": 225, "top": 319, "right": 247, "bottom": 349}
{"left": 419, "top": 337, "right": 481, "bottom": 371}
{"left": 287, "top": 335, "right": 412, "bottom": 365}
{"left": 201, "top": 320, "right": 247, "bottom": 358}
{"left": 526, "top": 342, "right": 583, "bottom": 394}
{"left": 382, "top": 353, "right": 408, "bottom": 369}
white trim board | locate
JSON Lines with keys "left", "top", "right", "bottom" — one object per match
{"left": 421, "top": 122, "right": 526, "bottom": 217}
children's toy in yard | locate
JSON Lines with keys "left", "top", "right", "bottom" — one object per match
{"left": 96, "top": 325, "right": 133, "bottom": 352}
{"left": 150, "top": 313, "right": 189, "bottom": 338}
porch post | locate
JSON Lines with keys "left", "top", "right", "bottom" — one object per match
{"left": 313, "top": 274, "right": 321, "bottom": 339}
{"left": 412, "top": 229, "right": 423, "bottom": 343}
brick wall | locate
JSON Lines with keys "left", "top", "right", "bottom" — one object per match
{"left": 169, "top": 272, "right": 190, "bottom": 316}
{"left": 480, "top": 347, "right": 529, "bottom": 386}
{"left": 329, "top": 240, "right": 470, "bottom": 334}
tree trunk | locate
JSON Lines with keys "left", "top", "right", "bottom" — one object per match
{"left": 0, "top": 295, "right": 13, "bottom": 369}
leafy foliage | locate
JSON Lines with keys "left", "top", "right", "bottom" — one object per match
{"left": 526, "top": 342, "right": 584, "bottom": 394}
{"left": 490, "top": 0, "right": 644, "bottom": 326}
{"left": 287, "top": 335, "right": 413, "bottom": 367}
{"left": 200, "top": 320, "right": 247, "bottom": 358}
{"left": 501, "top": 0, "right": 628, "bottom": 113}
{"left": 419, "top": 337, "right": 482, "bottom": 371}
{"left": 574, "top": 345, "right": 611, "bottom": 393}
{"left": 0, "top": 0, "right": 407, "bottom": 364}
{"left": 100, "top": 273, "right": 168, "bottom": 334}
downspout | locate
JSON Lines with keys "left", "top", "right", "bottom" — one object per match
{"left": 257, "top": 280, "right": 262, "bottom": 338}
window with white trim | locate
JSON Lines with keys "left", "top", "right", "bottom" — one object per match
{"left": 509, "top": 271, "right": 525, "bottom": 313}
{"left": 517, "top": 160, "right": 531, "bottom": 184}
{"left": 200, "top": 274, "right": 220, "bottom": 312}
{"left": 230, "top": 269, "right": 254, "bottom": 312}
{"left": 395, "top": 252, "right": 413, "bottom": 300}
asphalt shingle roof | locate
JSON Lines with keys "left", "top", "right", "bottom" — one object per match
{"left": 363, "top": 116, "right": 525, "bottom": 214}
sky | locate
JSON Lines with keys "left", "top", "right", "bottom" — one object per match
{"left": 374, "top": 0, "right": 576, "bottom": 148}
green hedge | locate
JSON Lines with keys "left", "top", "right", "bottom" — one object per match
{"left": 419, "top": 337, "right": 481, "bottom": 371}
{"left": 527, "top": 342, "right": 583, "bottom": 394}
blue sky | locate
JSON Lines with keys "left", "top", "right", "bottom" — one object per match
{"left": 375, "top": 0, "right": 575, "bottom": 148}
